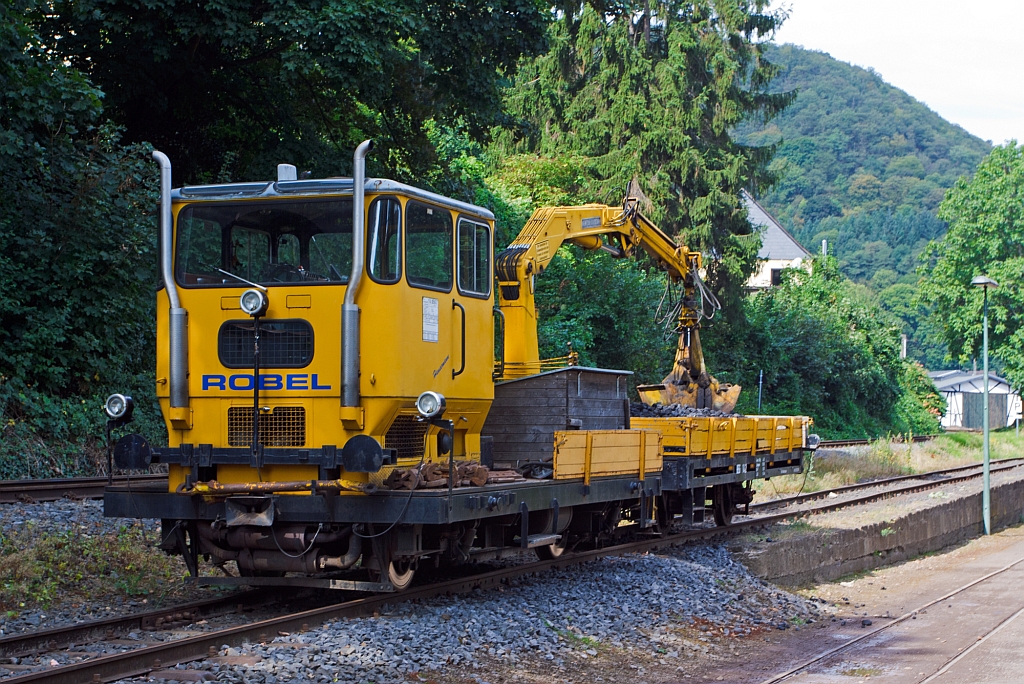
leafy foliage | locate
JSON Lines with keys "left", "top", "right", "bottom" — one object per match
{"left": 918, "top": 142, "right": 1024, "bottom": 389}
{"left": 0, "top": 0, "right": 165, "bottom": 475}
{"left": 739, "top": 45, "right": 990, "bottom": 240}
{"left": 34, "top": 0, "right": 551, "bottom": 184}
{"left": 496, "top": 1, "right": 791, "bottom": 314}
{"left": 534, "top": 247, "right": 675, "bottom": 386}
{"left": 705, "top": 258, "right": 942, "bottom": 437}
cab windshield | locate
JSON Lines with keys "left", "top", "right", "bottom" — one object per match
{"left": 175, "top": 199, "right": 353, "bottom": 286}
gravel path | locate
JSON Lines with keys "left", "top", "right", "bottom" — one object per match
{"left": 127, "top": 544, "right": 823, "bottom": 684}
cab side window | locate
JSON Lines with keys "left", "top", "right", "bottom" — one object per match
{"left": 367, "top": 197, "right": 402, "bottom": 283}
{"left": 406, "top": 201, "right": 453, "bottom": 291}
{"left": 457, "top": 218, "right": 490, "bottom": 297}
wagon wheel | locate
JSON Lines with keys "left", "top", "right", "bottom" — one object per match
{"left": 711, "top": 485, "right": 734, "bottom": 527}
{"left": 386, "top": 559, "right": 416, "bottom": 591}
{"left": 534, "top": 534, "right": 569, "bottom": 560}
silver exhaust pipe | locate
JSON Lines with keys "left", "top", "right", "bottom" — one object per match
{"left": 152, "top": 151, "right": 189, "bottom": 409}
{"left": 342, "top": 140, "right": 373, "bottom": 407}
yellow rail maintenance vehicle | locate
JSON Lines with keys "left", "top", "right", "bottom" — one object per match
{"left": 104, "top": 141, "right": 817, "bottom": 591}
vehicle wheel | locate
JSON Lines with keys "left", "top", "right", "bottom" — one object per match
{"left": 534, "top": 534, "right": 569, "bottom": 560}
{"left": 387, "top": 560, "right": 416, "bottom": 591}
{"left": 711, "top": 485, "right": 734, "bottom": 527}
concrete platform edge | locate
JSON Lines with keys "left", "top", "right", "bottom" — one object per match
{"left": 731, "top": 477, "right": 1024, "bottom": 586}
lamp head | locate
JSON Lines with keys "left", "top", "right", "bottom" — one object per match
{"left": 971, "top": 275, "right": 999, "bottom": 289}
{"left": 240, "top": 288, "right": 269, "bottom": 317}
{"left": 415, "top": 391, "right": 447, "bottom": 420}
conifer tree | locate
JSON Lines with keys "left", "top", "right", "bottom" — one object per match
{"left": 496, "top": 1, "right": 791, "bottom": 314}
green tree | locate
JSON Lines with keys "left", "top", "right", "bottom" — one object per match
{"left": 495, "top": 1, "right": 792, "bottom": 315}
{"left": 34, "top": 0, "right": 550, "bottom": 184}
{"left": 706, "top": 258, "right": 942, "bottom": 437}
{"left": 534, "top": 246, "right": 675, "bottom": 385}
{"left": 918, "top": 142, "right": 1024, "bottom": 388}
{"left": 0, "top": 0, "right": 163, "bottom": 476}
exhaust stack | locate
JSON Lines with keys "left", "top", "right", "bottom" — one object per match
{"left": 342, "top": 140, "right": 373, "bottom": 407}
{"left": 152, "top": 151, "right": 189, "bottom": 409}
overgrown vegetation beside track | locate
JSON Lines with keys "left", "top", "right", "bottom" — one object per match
{"left": 758, "top": 431, "right": 1024, "bottom": 498}
{"left": 0, "top": 520, "right": 191, "bottom": 613}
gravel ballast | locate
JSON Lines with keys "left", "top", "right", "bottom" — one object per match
{"left": 630, "top": 402, "right": 740, "bottom": 419}
{"left": 134, "top": 544, "right": 822, "bottom": 684}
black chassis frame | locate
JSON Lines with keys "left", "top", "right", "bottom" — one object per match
{"left": 104, "top": 449, "right": 805, "bottom": 526}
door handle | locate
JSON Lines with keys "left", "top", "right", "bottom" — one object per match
{"left": 452, "top": 300, "right": 466, "bottom": 379}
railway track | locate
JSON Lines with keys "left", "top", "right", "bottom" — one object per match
{"left": 817, "top": 434, "right": 937, "bottom": 449}
{"left": 0, "top": 476, "right": 166, "bottom": 504}
{"left": 4, "top": 454, "right": 1021, "bottom": 683}
{"left": 750, "top": 455, "right": 1024, "bottom": 513}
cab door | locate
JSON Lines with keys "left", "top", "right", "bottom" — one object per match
{"left": 451, "top": 214, "right": 494, "bottom": 401}
{"left": 359, "top": 197, "right": 492, "bottom": 404}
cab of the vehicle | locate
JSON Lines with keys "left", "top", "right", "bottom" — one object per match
{"left": 156, "top": 166, "right": 496, "bottom": 493}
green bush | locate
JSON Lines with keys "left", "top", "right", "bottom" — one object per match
{"left": 0, "top": 1, "right": 163, "bottom": 477}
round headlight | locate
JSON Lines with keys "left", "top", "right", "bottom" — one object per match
{"left": 807, "top": 433, "right": 821, "bottom": 450}
{"left": 240, "top": 289, "right": 269, "bottom": 317}
{"left": 416, "top": 391, "right": 446, "bottom": 420}
{"left": 105, "top": 393, "right": 133, "bottom": 420}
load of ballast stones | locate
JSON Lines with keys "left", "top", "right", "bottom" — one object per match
{"left": 142, "top": 544, "right": 824, "bottom": 684}
{"left": 630, "top": 401, "right": 740, "bottom": 418}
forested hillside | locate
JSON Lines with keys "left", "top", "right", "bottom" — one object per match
{"left": 735, "top": 45, "right": 991, "bottom": 367}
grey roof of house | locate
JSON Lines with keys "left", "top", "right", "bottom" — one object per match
{"left": 928, "top": 369, "right": 1015, "bottom": 394}
{"left": 743, "top": 190, "right": 811, "bottom": 260}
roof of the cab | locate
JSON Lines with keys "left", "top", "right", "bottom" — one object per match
{"left": 171, "top": 177, "right": 495, "bottom": 222}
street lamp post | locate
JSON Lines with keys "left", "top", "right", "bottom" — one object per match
{"left": 972, "top": 275, "right": 999, "bottom": 535}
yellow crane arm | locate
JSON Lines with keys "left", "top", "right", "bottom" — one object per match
{"left": 495, "top": 198, "right": 741, "bottom": 411}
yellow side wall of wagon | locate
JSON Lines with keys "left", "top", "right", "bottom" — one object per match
{"left": 630, "top": 415, "right": 810, "bottom": 457}
{"left": 552, "top": 429, "right": 663, "bottom": 481}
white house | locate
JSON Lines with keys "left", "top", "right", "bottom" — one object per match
{"left": 928, "top": 370, "right": 1023, "bottom": 429}
{"left": 743, "top": 190, "right": 812, "bottom": 289}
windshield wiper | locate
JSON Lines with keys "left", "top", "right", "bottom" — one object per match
{"left": 216, "top": 268, "right": 268, "bottom": 291}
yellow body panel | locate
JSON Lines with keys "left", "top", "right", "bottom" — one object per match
{"left": 157, "top": 193, "right": 495, "bottom": 492}
{"left": 552, "top": 430, "right": 662, "bottom": 480}
{"left": 630, "top": 415, "right": 809, "bottom": 457}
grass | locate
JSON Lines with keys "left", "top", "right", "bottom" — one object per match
{"left": 0, "top": 521, "right": 193, "bottom": 613}
{"left": 757, "top": 430, "right": 1024, "bottom": 499}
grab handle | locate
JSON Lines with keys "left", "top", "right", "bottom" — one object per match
{"left": 452, "top": 300, "right": 466, "bottom": 379}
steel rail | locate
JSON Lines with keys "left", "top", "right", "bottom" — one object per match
{"left": 5, "top": 451, "right": 1019, "bottom": 681}
{"left": 9, "top": 454, "right": 1022, "bottom": 684}
{"left": 0, "top": 475, "right": 166, "bottom": 504}
{"left": 751, "top": 456, "right": 1024, "bottom": 512}
{"left": 759, "top": 555, "right": 1024, "bottom": 684}
{"left": 0, "top": 591, "right": 268, "bottom": 659}
{"left": 818, "top": 434, "right": 936, "bottom": 448}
